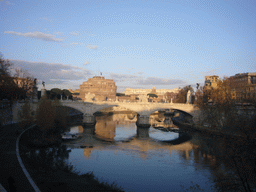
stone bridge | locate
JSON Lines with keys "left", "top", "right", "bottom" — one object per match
{"left": 60, "top": 101, "right": 199, "bottom": 127}
{"left": 12, "top": 100, "right": 199, "bottom": 128}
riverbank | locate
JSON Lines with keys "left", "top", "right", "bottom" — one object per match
{"left": 19, "top": 126, "right": 124, "bottom": 192}
{"left": 0, "top": 123, "right": 36, "bottom": 192}
{"left": 173, "top": 117, "right": 255, "bottom": 141}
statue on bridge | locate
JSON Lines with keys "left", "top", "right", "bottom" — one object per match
{"left": 85, "top": 92, "right": 95, "bottom": 102}
{"left": 139, "top": 94, "right": 149, "bottom": 103}
{"left": 186, "top": 90, "right": 192, "bottom": 104}
{"left": 41, "top": 81, "right": 46, "bottom": 98}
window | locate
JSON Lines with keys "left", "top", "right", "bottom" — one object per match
{"left": 251, "top": 76, "right": 256, "bottom": 84}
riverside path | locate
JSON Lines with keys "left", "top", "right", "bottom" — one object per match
{"left": 0, "top": 123, "right": 36, "bottom": 192}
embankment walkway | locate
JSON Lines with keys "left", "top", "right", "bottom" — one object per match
{"left": 0, "top": 123, "right": 36, "bottom": 192}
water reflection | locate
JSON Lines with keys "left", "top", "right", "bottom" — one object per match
{"left": 94, "top": 113, "right": 138, "bottom": 142}
{"left": 22, "top": 113, "right": 256, "bottom": 192}
{"left": 189, "top": 133, "right": 256, "bottom": 191}
{"left": 92, "top": 113, "right": 181, "bottom": 142}
{"left": 23, "top": 145, "right": 72, "bottom": 171}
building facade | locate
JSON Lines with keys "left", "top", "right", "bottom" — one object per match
{"left": 204, "top": 75, "right": 219, "bottom": 89}
{"left": 123, "top": 87, "right": 180, "bottom": 103}
{"left": 124, "top": 87, "right": 180, "bottom": 96}
{"left": 228, "top": 72, "right": 256, "bottom": 101}
{"left": 79, "top": 76, "right": 117, "bottom": 101}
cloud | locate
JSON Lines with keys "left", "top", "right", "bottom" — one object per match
{"left": 108, "top": 73, "right": 138, "bottom": 82}
{"left": 4, "top": 31, "right": 63, "bottom": 42}
{"left": 85, "top": 33, "right": 96, "bottom": 37}
{"left": 70, "top": 32, "right": 79, "bottom": 36}
{"left": 55, "top": 32, "right": 64, "bottom": 35}
{"left": 8, "top": 59, "right": 186, "bottom": 91}
{"left": 40, "top": 17, "right": 55, "bottom": 22}
{"left": 70, "top": 42, "right": 85, "bottom": 46}
{"left": 205, "top": 69, "right": 217, "bottom": 74}
{"left": 108, "top": 73, "right": 185, "bottom": 87}
{"left": 1, "top": 0, "right": 15, "bottom": 5}
{"left": 70, "top": 42, "right": 79, "bottom": 45}
{"left": 137, "top": 77, "right": 186, "bottom": 85}
{"left": 87, "top": 45, "right": 98, "bottom": 50}
{"left": 9, "top": 59, "right": 92, "bottom": 88}
{"left": 107, "top": 74, "right": 186, "bottom": 92}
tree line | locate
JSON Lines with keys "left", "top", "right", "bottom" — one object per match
{"left": 39, "top": 88, "right": 73, "bottom": 100}
{"left": 1, "top": 53, "right": 73, "bottom": 102}
{"left": 0, "top": 53, "right": 34, "bottom": 101}
{"left": 194, "top": 77, "right": 256, "bottom": 140}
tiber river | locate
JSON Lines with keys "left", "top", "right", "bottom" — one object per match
{"left": 23, "top": 112, "right": 256, "bottom": 192}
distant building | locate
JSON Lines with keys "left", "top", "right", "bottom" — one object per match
{"left": 124, "top": 87, "right": 179, "bottom": 96}
{"left": 68, "top": 89, "right": 81, "bottom": 100}
{"left": 228, "top": 72, "right": 256, "bottom": 101}
{"left": 204, "top": 75, "right": 219, "bottom": 89}
{"left": 79, "top": 75, "right": 117, "bottom": 101}
{"left": 123, "top": 87, "right": 180, "bottom": 103}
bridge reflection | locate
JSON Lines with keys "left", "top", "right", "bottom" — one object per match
{"left": 69, "top": 113, "right": 180, "bottom": 141}
{"left": 64, "top": 113, "right": 192, "bottom": 160}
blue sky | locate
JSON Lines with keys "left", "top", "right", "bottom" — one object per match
{"left": 1, "top": 0, "right": 255, "bottom": 92}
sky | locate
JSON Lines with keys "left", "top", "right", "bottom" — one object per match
{"left": 1, "top": 0, "right": 256, "bottom": 92}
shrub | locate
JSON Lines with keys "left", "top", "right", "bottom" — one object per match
{"left": 18, "top": 99, "right": 34, "bottom": 129}
{"left": 35, "top": 96, "right": 68, "bottom": 142}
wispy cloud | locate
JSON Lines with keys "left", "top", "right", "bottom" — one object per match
{"left": 84, "top": 61, "right": 90, "bottom": 65}
{"left": 40, "top": 17, "right": 55, "bottom": 23}
{"left": 205, "top": 69, "right": 217, "bottom": 74}
{"left": 107, "top": 73, "right": 186, "bottom": 92}
{"left": 8, "top": 59, "right": 185, "bottom": 91}
{"left": 137, "top": 77, "right": 186, "bottom": 85}
{"left": 55, "top": 31, "right": 64, "bottom": 35}
{"left": 108, "top": 73, "right": 185, "bottom": 87}
{"left": 70, "top": 42, "right": 85, "bottom": 46}
{"left": 4, "top": 31, "right": 63, "bottom": 42}
{"left": 1, "top": 0, "right": 15, "bottom": 5}
{"left": 10, "top": 59, "right": 92, "bottom": 88}
{"left": 87, "top": 45, "right": 98, "bottom": 50}
{"left": 85, "top": 33, "right": 96, "bottom": 37}
{"left": 70, "top": 32, "right": 79, "bottom": 36}
{"left": 108, "top": 73, "right": 138, "bottom": 82}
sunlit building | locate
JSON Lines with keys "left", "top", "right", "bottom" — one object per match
{"left": 204, "top": 75, "right": 219, "bottom": 89}
{"left": 228, "top": 72, "right": 256, "bottom": 101}
{"left": 123, "top": 87, "right": 180, "bottom": 103}
{"left": 68, "top": 89, "right": 81, "bottom": 100}
{"left": 124, "top": 87, "right": 179, "bottom": 96}
{"left": 79, "top": 75, "right": 117, "bottom": 101}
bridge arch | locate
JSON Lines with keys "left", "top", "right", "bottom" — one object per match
{"left": 59, "top": 101, "right": 199, "bottom": 127}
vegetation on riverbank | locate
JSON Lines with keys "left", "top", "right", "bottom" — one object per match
{"left": 18, "top": 99, "right": 34, "bottom": 129}
{"left": 195, "top": 78, "right": 256, "bottom": 140}
{"left": 189, "top": 78, "right": 256, "bottom": 192}
{"left": 189, "top": 131, "right": 256, "bottom": 192}
{"left": 18, "top": 96, "right": 69, "bottom": 146}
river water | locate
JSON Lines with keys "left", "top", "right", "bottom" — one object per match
{"left": 23, "top": 113, "right": 256, "bottom": 191}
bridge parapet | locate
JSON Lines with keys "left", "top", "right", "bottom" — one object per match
{"left": 60, "top": 101, "right": 199, "bottom": 126}
{"left": 60, "top": 101, "right": 118, "bottom": 125}
{"left": 11, "top": 99, "right": 200, "bottom": 128}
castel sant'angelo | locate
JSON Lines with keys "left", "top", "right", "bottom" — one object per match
{"left": 74, "top": 75, "right": 179, "bottom": 102}
{"left": 79, "top": 75, "right": 117, "bottom": 101}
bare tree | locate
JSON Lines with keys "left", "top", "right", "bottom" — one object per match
{"left": 0, "top": 54, "right": 19, "bottom": 101}
{"left": 0, "top": 53, "right": 12, "bottom": 76}
{"left": 1, "top": 53, "right": 36, "bottom": 110}
{"left": 13, "top": 67, "right": 34, "bottom": 99}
